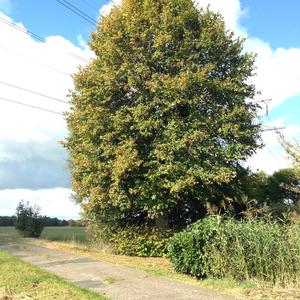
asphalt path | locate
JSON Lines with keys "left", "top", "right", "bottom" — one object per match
{"left": 0, "top": 237, "right": 238, "bottom": 300}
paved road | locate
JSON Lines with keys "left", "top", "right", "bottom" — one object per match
{"left": 0, "top": 237, "right": 238, "bottom": 300}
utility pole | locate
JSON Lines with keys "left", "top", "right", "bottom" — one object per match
{"left": 250, "top": 98, "right": 286, "bottom": 133}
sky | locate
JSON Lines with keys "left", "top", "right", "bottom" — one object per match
{"left": 0, "top": 0, "right": 299, "bottom": 219}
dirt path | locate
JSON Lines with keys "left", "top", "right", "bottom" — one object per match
{"left": 0, "top": 237, "right": 237, "bottom": 300}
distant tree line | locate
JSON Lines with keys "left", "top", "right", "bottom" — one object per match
{"left": 0, "top": 216, "right": 16, "bottom": 226}
{"left": 0, "top": 215, "right": 70, "bottom": 227}
{"left": 42, "top": 217, "right": 69, "bottom": 227}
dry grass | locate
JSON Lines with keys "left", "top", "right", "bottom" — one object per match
{"left": 0, "top": 287, "right": 13, "bottom": 300}
{"left": 243, "top": 286, "right": 300, "bottom": 300}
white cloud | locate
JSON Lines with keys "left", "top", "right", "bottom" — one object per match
{"left": 99, "top": 0, "right": 122, "bottom": 17}
{"left": 247, "top": 120, "right": 300, "bottom": 174}
{"left": 0, "top": 13, "right": 92, "bottom": 142}
{"left": 245, "top": 39, "right": 300, "bottom": 109}
{"left": 0, "top": 188, "right": 80, "bottom": 219}
{"left": 0, "top": 12, "right": 93, "bottom": 217}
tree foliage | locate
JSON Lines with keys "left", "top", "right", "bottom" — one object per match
{"left": 266, "top": 168, "right": 300, "bottom": 206}
{"left": 15, "top": 201, "right": 44, "bottom": 238}
{"left": 64, "top": 0, "right": 261, "bottom": 229}
{"left": 282, "top": 140, "right": 300, "bottom": 170}
{"left": 241, "top": 169, "right": 300, "bottom": 219}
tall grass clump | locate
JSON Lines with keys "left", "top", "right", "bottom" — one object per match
{"left": 168, "top": 216, "right": 300, "bottom": 286}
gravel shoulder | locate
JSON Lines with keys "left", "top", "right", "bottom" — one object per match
{"left": 0, "top": 237, "right": 237, "bottom": 300}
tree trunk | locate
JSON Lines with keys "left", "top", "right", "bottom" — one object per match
{"left": 155, "top": 211, "right": 169, "bottom": 229}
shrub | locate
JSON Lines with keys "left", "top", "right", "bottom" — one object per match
{"left": 168, "top": 216, "right": 300, "bottom": 285}
{"left": 167, "top": 216, "right": 221, "bottom": 277}
{"left": 88, "top": 224, "right": 173, "bottom": 257}
{"left": 14, "top": 201, "right": 44, "bottom": 238}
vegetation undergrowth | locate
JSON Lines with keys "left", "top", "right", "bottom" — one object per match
{"left": 0, "top": 249, "right": 107, "bottom": 300}
{"left": 88, "top": 224, "right": 173, "bottom": 257}
{"left": 168, "top": 216, "right": 300, "bottom": 286}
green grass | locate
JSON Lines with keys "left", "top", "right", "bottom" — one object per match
{"left": 0, "top": 226, "right": 20, "bottom": 237}
{"left": 0, "top": 226, "right": 87, "bottom": 243}
{"left": 0, "top": 249, "right": 107, "bottom": 300}
{"left": 40, "top": 226, "right": 87, "bottom": 243}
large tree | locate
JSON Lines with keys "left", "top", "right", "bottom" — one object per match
{"left": 64, "top": 0, "right": 261, "bottom": 229}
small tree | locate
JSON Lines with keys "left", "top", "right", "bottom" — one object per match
{"left": 15, "top": 200, "right": 44, "bottom": 238}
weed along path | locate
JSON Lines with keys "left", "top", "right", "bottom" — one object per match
{"left": 0, "top": 237, "right": 236, "bottom": 300}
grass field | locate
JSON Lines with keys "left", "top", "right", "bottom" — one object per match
{"left": 40, "top": 226, "right": 87, "bottom": 243}
{"left": 0, "top": 226, "right": 87, "bottom": 243}
{"left": 0, "top": 249, "right": 107, "bottom": 300}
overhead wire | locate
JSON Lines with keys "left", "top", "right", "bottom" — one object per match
{"left": 0, "top": 4, "right": 97, "bottom": 116}
{"left": 0, "top": 15, "right": 45, "bottom": 43}
{"left": 263, "top": 114, "right": 291, "bottom": 167}
{"left": 0, "top": 96, "right": 64, "bottom": 116}
{"left": 0, "top": 80, "right": 69, "bottom": 104}
{"left": 0, "top": 43, "right": 72, "bottom": 77}
{"left": 55, "top": 0, "right": 97, "bottom": 26}
{"left": 0, "top": 16, "right": 90, "bottom": 64}
{"left": 265, "top": 144, "right": 287, "bottom": 169}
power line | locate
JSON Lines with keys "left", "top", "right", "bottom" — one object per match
{"left": 0, "top": 80, "right": 69, "bottom": 104}
{"left": 0, "top": 43, "right": 72, "bottom": 77}
{"left": 264, "top": 114, "right": 291, "bottom": 167}
{"left": 0, "top": 15, "right": 45, "bottom": 43}
{"left": 0, "top": 96, "right": 64, "bottom": 116}
{"left": 262, "top": 126, "right": 285, "bottom": 132}
{"left": 252, "top": 99, "right": 285, "bottom": 133}
{"left": 0, "top": 16, "right": 90, "bottom": 64}
{"left": 55, "top": 0, "right": 97, "bottom": 26}
{"left": 265, "top": 144, "right": 287, "bottom": 169}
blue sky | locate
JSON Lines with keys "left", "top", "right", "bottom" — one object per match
{"left": 6, "top": 0, "right": 300, "bottom": 49}
{"left": 7, "top": 0, "right": 102, "bottom": 44}
{"left": 240, "top": 0, "right": 300, "bottom": 49}
{"left": 0, "top": 0, "right": 299, "bottom": 218}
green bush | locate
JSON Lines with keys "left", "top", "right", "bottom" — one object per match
{"left": 14, "top": 201, "right": 44, "bottom": 238}
{"left": 88, "top": 224, "right": 173, "bottom": 257}
{"left": 167, "top": 216, "right": 220, "bottom": 277}
{"left": 168, "top": 216, "right": 300, "bottom": 285}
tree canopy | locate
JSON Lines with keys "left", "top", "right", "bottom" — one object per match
{"left": 64, "top": 0, "right": 261, "bottom": 229}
